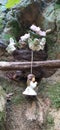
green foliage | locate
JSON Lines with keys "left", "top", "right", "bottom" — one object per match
{"left": 1, "top": 34, "right": 12, "bottom": 41}
{"left": 56, "top": 0, "right": 60, "bottom": 4}
{"left": 0, "top": 11, "right": 4, "bottom": 33}
{"left": 6, "top": 0, "right": 21, "bottom": 8}
{"left": 47, "top": 114, "right": 54, "bottom": 125}
{"left": 0, "top": 19, "right": 3, "bottom": 32}
{"left": 46, "top": 35, "right": 59, "bottom": 60}
{"left": 0, "top": 112, "right": 6, "bottom": 122}
{"left": 39, "top": 81, "right": 60, "bottom": 109}
{"left": 1, "top": 33, "right": 15, "bottom": 45}
{"left": 0, "top": 121, "right": 5, "bottom": 130}
{"left": 47, "top": 83, "right": 60, "bottom": 109}
{"left": 0, "top": 77, "right": 26, "bottom": 105}
{"left": 55, "top": 4, "right": 60, "bottom": 9}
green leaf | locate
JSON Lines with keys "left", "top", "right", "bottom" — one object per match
{"left": 6, "top": 0, "right": 21, "bottom": 8}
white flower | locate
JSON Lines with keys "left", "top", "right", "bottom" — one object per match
{"left": 20, "top": 33, "right": 30, "bottom": 41}
{"left": 6, "top": 37, "right": 16, "bottom": 53}
{"left": 9, "top": 37, "right": 16, "bottom": 45}
{"left": 37, "top": 30, "right": 46, "bottom": 36}
{"left": 40, "top": 38, "right": 46, "bottom": 46}
{"left": 30, "top": 24, "right": 40, "bottom": 32}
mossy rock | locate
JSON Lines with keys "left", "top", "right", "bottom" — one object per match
{"left": 0, "top": 86, "right": 6, "bottom": 130}
{"left": 39, "top": 69, "right": 60, "bottom": 109}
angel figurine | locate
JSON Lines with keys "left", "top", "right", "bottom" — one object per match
{"left": 23, "top": 74, "right": 37, "bottom": 96}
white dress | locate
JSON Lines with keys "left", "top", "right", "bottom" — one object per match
{"left": 23, "top": 81, "right": 37, "bottom": 96}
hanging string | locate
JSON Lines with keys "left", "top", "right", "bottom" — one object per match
{"left": 31, "top": 50, "right": 33, "bottom": 74}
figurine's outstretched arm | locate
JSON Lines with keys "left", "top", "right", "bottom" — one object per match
{"left": 30, "top": 81, "right": 37, "bottom": 89}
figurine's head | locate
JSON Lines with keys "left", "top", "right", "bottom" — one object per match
{"left": 27, "top": 74, "right": 35, "bottom": 81}
{"left": 27, "top": 74, "right": 36, "bottom": 86}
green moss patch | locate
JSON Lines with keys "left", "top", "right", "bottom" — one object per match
{"left": 0, "top": 77, "right": 26, "bottom": 105}
{"left": 39, "top": 80, "right": 60, "bottom": 109}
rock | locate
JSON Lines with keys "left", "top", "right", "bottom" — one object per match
{"left": 15, "top": 0, "right": 41, "bottom": 29}
{"left": 41, "top": 3, "right": 60, "bottom": 60}
{"left": 0, "top": 86, "right": 6, "bottom": 130}
{"left": 45, "top": 69, "right": 60, "bottom": 85}
{"left": 25, "top": 97, "right": 50, "bottom": 128}
{"left": 50, "top": 109, "right": 60, "bottom": 130}
{"left": 1, "top": 0, "right": 41, "bottom": 41}
{"left": 56, "top": 8, "right": 60, "bottom": 43}
{"left": 42, "top": 4, "right": 55, "bottom": 30}
{"left": 0, "top": 11, "right": 5, "bottom": 33}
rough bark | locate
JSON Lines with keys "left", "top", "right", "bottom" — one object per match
{"left": 0, "top": 60, "right": 60, "bottom": 71}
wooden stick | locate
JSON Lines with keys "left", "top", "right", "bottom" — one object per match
{"left": 0, "top": 60, "right": 60, "bottom": 71}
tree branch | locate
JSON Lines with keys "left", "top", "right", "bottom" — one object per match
{"left": 0, "top": 60, "right": 60, "bottom": 71}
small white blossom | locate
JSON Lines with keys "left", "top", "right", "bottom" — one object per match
{"left": 30, "top": 24, "right": 40, "bottom": 32}
{"left": 20, "top": 33, "right": 30, "bottom": 41}
{"left": 40, "top": 38, "right": 46, "bottom": 46}
{"left": 6, "top": 37, "right": 16, "bottom": 53}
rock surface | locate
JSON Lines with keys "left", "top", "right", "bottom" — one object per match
{"left": 0, "top": 86, "right": 6, "bottom": 130}
{"left": 39, "top": 69, "right": 60, "bottom": 130}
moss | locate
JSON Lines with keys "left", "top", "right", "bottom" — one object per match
{"left": 46, "top": 35, "right": 55, "bottom": 59}
{"left": 39, "top": 80, "right": 60, "bottom": 109}
{"left": 0, "top": 112, "right": 6, "bottom": 122}
{"left": 46, "top": 114, "right": 54, "bottom": 130}
{"left": 0, "top": 10, "right": 4, "bottom": 33}
{"left": 0, "top": 122, "right": 5, "bottom": 130}
{"left": 46, "top": 33, "right": 60, "bottom": 60}
{"left": 47, "top": 83, "right": 60, "bottom": 109}
{"left": 0, "top": 86, "right": 6, "bottom": 130}
{"left": 0, "top": 77, "right": 26, "bottom": 105}
{"left": 47, "top": 114, "right": 54, "bottom": 125}
{"left": 0, "top": 18, "right": 4, "bottom": 33}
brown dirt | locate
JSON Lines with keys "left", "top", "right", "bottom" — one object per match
{"left": 6, "top": 98, "right": 44, "bottom": 130}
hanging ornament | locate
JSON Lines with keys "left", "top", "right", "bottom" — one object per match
{"left": 23, "top": 50, "right": 38, "bottom": 96}
{"left": 22, "top": 25, "right": 48, "bottom": 96}
{"left": 23, "top": 74, "right": 37, "bottom": 96}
